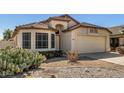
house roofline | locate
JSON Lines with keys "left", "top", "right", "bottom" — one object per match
{"left": 48, "top": 17, "right": 71, "bottom": 22}
{"left": 63, "top": 24, "right": 112, "bottom": 34}
{"left": 12, "top": 26, "right": 57, "bottom": 38}
{"left": 60, "top": 14, "right": 80, "bottom": 24}
{"left": 110, "top": 34, "right": 124, "bottom": 38}
{"left": 12, "top": 14, "right": 111, "bottom": 39}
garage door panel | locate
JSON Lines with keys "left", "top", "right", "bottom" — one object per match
{"left": 77, "top": 36, "right": 105, "bottom": 53}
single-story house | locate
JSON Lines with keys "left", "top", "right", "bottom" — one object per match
{"left": 12, "top": 14, "right": 111, "bottom": 53}
{"left": 109, "top": 25, "right": 124, "bottom": 49}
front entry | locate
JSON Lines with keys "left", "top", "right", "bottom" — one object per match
{"left": 110, "top": 38, "right": 119, "bottom": 48}
{"left": 56, "top": 35, "right": 60, "bottom": 50}
{"left": 110, "top": 38, "right": 119, "bottom": 51}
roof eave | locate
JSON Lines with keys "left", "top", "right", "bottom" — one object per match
{"left": 12, "top": 27, "right": 58, "bottom": 38}
{"left": 63, "top": 24, "right": 112, "bottom": 34}
{"left": 48, "top": 17, "right": 71, "bottom": 22}
{"left": 60, "top": 14, "right": 80, "bottom": 24}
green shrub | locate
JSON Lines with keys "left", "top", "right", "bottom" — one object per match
{"left": 0, "top": 47, "right": 46, "bottom": 77}
{"left": 40, "top": 50, "right": 64, "bottom": 59}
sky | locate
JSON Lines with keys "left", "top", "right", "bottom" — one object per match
{"left": 1, "top": 14, "right": 124, "bottom": 39}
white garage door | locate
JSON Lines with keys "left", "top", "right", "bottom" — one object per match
{"left": 77, "top": 36, "right": 106, "bottom": 53}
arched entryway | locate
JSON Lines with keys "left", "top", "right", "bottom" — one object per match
{"left": 55, "top": 24, "right": 64, "bottom": 50}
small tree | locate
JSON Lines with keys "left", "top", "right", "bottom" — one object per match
{"left": 67, "top": 51, "right": 78, "bottom": 62}
{"left": 3, "top": 29, "right": 13, "bottom": 40}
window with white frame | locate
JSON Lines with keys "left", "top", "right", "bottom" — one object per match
{"left": 22, "top": 32, "right": 31, "bottom": 49}
{"left": 89, "top": 28, "right": 98, "bottom": 33}
{"left": 51, "top": 34, "right": 55, "bottom": 48}
{"left": 36, "top": 33, "right": 48, "bottom": 49}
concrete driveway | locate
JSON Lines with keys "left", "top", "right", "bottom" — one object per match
{"left": 79, "top": 52, "right": 124, "bottom": 66}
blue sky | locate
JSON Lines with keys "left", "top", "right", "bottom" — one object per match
{"left": 1, "top": 14, "right": 124, "bottom": 38}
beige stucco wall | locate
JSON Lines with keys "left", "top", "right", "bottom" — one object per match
{"left": 49, "top": 19, "right": 77, "bottom": 29}
{"left": 56, "top": 35, "right": 60, "bottom": 50}
{"left": 98, "top": 29, "right": 110, "bottom": 51}
{"left": 49, "top": 20, "right": 68, "bottom": 30}
{"left": 70, "top": 27, "right": 110, "bottom": 53}
{"left": 64, "top": 16, "right": 78, "bottom": 27}
{"left": 15, "top": 29, "right": 56, "bottom": 51}
{"left": 49, "top": 20, "right": 75, "bottom": 51}
{"left": 119, "top": 38, "right": 124, "bottom": 46}
{"left": 68, "top": 19, "right": 78, "bottom": 27}
{"left": 61, "top": 31, "right": 72, "bottom": 51}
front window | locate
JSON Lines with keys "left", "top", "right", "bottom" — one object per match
{"left": 90, "top": 28, "right": 98, "bottom": 33}
{"left": 51, "top": 34, "right": 55, "bottom": 48}
{"left": 36, "top": 33, "right": 48, "bottom": 49}
{"left": 22, "top": 32, "right": 31, "bottom": 49}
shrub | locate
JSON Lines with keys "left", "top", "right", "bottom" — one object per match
{"left": 116, "top": 47, "right": 124, "bottom": 54}
{"left": 40, "top": 50, "right": 64, "bottom": 59}
{"left": 54, "top": 50, "right": 64, "bottom": 57}
{"left": 67, "top": 51, "right": 78, "bottom": 62}
{"left": 0, "top": 47, "right": 46, "bottom": 77}
{"left": 111, "top": 47, "right": 116, "bottom": 52}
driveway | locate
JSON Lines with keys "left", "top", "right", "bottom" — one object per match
{"left": 79, "top": 52, "right": 124, "bottom": 66}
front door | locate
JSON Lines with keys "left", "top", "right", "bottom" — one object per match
{"left": 110, "top": 38, "right": 119, "bottom": 48}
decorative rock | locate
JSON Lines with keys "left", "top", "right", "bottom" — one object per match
{"left": 19, "top": 67, "right": 124, "bottom": 78}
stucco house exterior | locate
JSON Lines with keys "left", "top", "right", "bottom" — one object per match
{"left": 12, "top": 14, "right": 111, "bottom": 53}
{"left": 109, "top": 25, "right": 124, "bottom": 49}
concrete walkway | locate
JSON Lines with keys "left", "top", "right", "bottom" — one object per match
{"left": 80, "top": 52, "right": 124, "bottom": 66}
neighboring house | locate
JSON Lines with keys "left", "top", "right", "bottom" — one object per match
{"left": 109, "top": 25, "right": 124, "bottom": 49}
{"left": 12, "top": 14, "right": 111, "bottom": 53}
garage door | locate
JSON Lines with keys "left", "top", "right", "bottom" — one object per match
{"left": 77, "top": 36, "right": 106, "bottom": 53}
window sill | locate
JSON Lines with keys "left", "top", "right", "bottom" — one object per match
{"left": 34, "top": 48, "right": 56, "bottom": 51}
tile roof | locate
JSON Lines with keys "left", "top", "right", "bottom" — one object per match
{"left": 13, "top": 14, "right": 111, "bottom": 37}
{"left": 16, "top": 20, "right": 50, "bottom": 29}
{"left": 15, "top": 14, "right": 80, "bottom": 30}
{"left": 48, "top": 16, "right": 71, "bottom": 22}
{"left": 63, "top": 22, "right": 110, "bottom": 33}
{"left": 109, "top": 25, "right": 124, "bottom": 35}
{"left": 81, "top": 22, "right": 107, "bottom": 29}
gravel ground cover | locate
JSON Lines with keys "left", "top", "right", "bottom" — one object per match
{"left": 27, "top": 57, "right": 124, "bottom": 78}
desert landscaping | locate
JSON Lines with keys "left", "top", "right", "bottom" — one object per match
{"left": 19, "top": 56, "right": 124, "bottom": 78}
